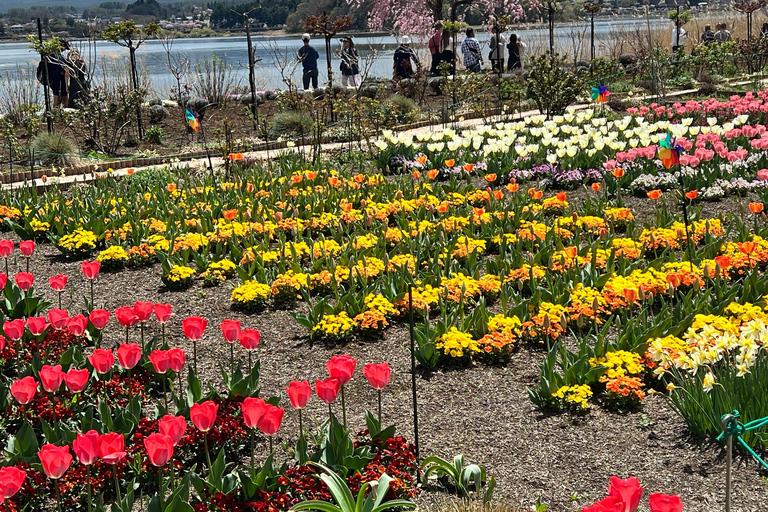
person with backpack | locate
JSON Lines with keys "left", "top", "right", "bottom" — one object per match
{"left": 63, "top": 40, "right": 89, "bottom": 108}
{"left": 37, "top": 46, "right": 69, "bottom": 108}
{"left": 461, "top": 28, "right": 483, "bottom": 73}
{"left": 335, "top": 37, "right": 359, "bottom": 87}
{"left": 298, "top": 33, "right": 320, "bottom": 90}
{"left": 507, "top": 34, "right": 521, "bottom": 71}
{"left": 393, "top": 36, "right": 420, "bottom": 80}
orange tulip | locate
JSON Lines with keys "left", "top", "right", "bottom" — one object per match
{"left": 306, "top": 171, "right": 318, "bottom": 180}
{"left": 473, "top": 207, "right": 485, "bottom": 217}
{"left": 416, "top": 155, "right": 428, "bottom": 165}
{"left": 291, "top": 175, "right": 303, "bottom": 184}
{"left": 556, "top": 192, "right": 567, "bottom": 201}
{"left": 591, "top": 182, "right": 602, "bottom": 192}
{"left": 354, "top": 174, "right": 365, "bottom": 183}
{"left": 412, "top": 171, "right": 421, "bottom": 179}
{"left": 738, "top": 241, "right": 756, "bottom": 255}
{"left": 464, "top": 163, "right": 475, "bottom": 172}
{"left": 715, "top": 255, "right": 731, "bottom": 270}
{"left": 223, "top": 209, "right": 237, "bottom": 220}
{"left": 612, "top": 168, "right": 625, "bottom": 178}
{"left": 126, "top": 168, "right": 135, "bottom": 175}
{"left": 167, "top": 183, "right": 176, "bottom": 192}
{"left": 527, "top": 188, "right": 543, "bottom": 199}
{"left": 564, "top": 246, "right": 578, "bottom": 259}
{"left": 437, "top": 202, "right": 449, "bottom": 213}
{"left": 327, "top": 177, "right": 340, "bottom": 187}
{"left": 666, "top": 273, "right": 681, "bottom": 288}
{"left": 685, "top": 190, "right": 698, "bottom": 200}
{"left": 427, "top": 169, "right": 439, "bottom": 179}
{"left": 647, "top": 189, "right": 662, "bottom": 200}
{"left": 749, "top": 202, "right": 764, "bottom": 213}
{"left": 623, "top": 288, "right": 638, "bottom": 304}
{"left": 484, "top": 173, "right": 497, "bottom": 182}
{"left": 341, "top": 202, "right": 353, "bottom": 212}
{"left": 444, "top": 159, "right": 455, "bottom": 167}
{"left": 228, "top": 153, "right": 243, "bottom": 161}
{"left": 246, "top": 183, "right": 255, "bottom": 193}
{"left": 493, "top": 190, "right": 504, "bottom": 200}
{"left": 507, "top": 183, "right": 519, "bottom": 193}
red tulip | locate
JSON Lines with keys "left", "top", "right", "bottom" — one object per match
{"left": 0, "top": 466, "right": 26, "bottom": 500}
{"left": 133, "top": 301, "right": 154, "bottom": 322}
{"left": 326, "top": 355, "right": 356, "bottom": 385}
{"left": 38, "top": 444, "right": 72, "bottom": 479}
{"left": 39, "top": 365, "right": 64, "bottom": 393}
{"left": 144, "top": 433, "right": 174, "bottom": 467}
{"left": 608, "top": 476, "right": 643, "bottom": 512}
{"left": 259, "top": 406, "right": 284, "bottom": 436}
{"left": 0, "top": 274, "right": 6, "bottom": 290}
{"left": 158, "top": 415, "right": 187, "bottom": 446}
{"left": 315, "top": 378, "right": 341, "bottom": 404}
{"left": 14, "top": 272, "right": 33, "bottom": 291}
{"left": 287, "top": 381, "right": 312, "bottom": 409}
{"left": 68, "top": 315, "right": 88, "bottom": 336}
{"left": 10, "top": 376, "right": 37, "bottom": 404}
{"left": 81, "top": 260, "right": 100, "bottom": 280}
{"left": 117, "top": 343, "right": 142, "bottom": 370}
{"left": 89, "top": 309, "right": 110, "bottom": 330}
{"left": 3, "top": 319, "right": 25, "bottom": 341}
{"left": 190, "top": 401, "right": 218, "bottom": 432}
{"left": 19, "top": 241, "right": 34, "bottom": 257}
{"left": 239, "top": 329, "right": 260, "bottom": 351}
{"left": 168, "top": 348, "right": 185, "bottom": 372}
{"left": 115, "top": 306, "right": 138, "bottom": 327}
{"left": 649, "top": 494, "right": 684, "bottom": 512}
{"left": 220, "top": 319, "right": 241, "bottom": 343}
{"left": 72, "top": 430, "right": 100, "bottom": 465}
{"left": 26, "top": 316, "right": 48, "bottom": 336}
{"left": 48, "top": 309, "right": 70, "bottom": 330}
{"left": 0, "top": 337, "right": 4, "bottom": 352}
{"left": 48, "top": 274, "right": 68, "bottom": 292}
{"left": 0, "top": 240, "right": 13, "bottom": 258}
{"left": 64, "top": 368, "right": 89, "bottom": 393}
{"left": 363, "top": 362, "right": 391, "bottom": 390}
{"left": 88, "top": 348, "right": 114, "bottom": 374}
{"left": 583, "top": 496, "right": 624, "bottom": 512}
{"left": 98, "top": 432, "right": 126, "bottom": 464}
{"left": 149, "top": 350, "right": 172, "bottom": 374}
{"left": 154, "top": 303, "right": 173, "bottom": 324}
{"left": 182, "top": 316, "right": 207, "bottom": 340}
{"left": 241, "top": 397, "right": 268, "bottom": 428}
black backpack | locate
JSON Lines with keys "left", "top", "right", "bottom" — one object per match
{"left": 36, "top": 59, "right": 48, "bottom": 86}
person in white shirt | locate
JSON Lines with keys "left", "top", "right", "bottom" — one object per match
{"left": 671, "top": 21, "right": 687, "bottom": 53}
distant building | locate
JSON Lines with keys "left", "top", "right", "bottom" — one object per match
{"left": 10, "top": 24, "right": 26, "bottom": 34}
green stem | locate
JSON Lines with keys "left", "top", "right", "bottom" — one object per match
{"left": 269, "top": 435, "right": 274, "bottom": 457}
{"left": 157, "top": 466, "right": 163, "bottom": 508}
{"left": 203, "top": 433, "right": 212, "bottom": 472}
{"left": 250, "top": 430, "right": 255, "bottom": 476}
{"left": 162, "top": 376, "right": 168, "bottom": 412}
{"left": 141, "top": 323, "right": 145, "bottom": 350}
{"left": 90, "top": 278, "right": 94, "bottom": 307}
{"left": 230, "top": 342, "right": 234, "bottom": 375}
{"left": 298, "top": 408, "right": 303, "bottom": 440}
{"left": 86, "top": 465, "right": 92, "bottom": 512}
{"left": 377, "top": 389, "right": 382, "bottom": 425}
{"left": 194, "top": 339, "right": 198, "bottom": 374}
{"left": 113, "top": 465, "right": 122, "bottom": 502}
{"left": 328, "top": 402, "right": 332, "bottom": 421}
{"left": 341, "top": 385, "right": 347, "bottom": 428}
{"left": 56, "top": 480, "right": 62, "bottom": 512}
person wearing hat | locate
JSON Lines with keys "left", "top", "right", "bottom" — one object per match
{"left": 298, "top": 33, "right": 320, "bottom": 90}
{"left": 393, "top": 36, "right": 420, "bottom": 80}
{"left": 428, "top": 21, "right": 443, "bottom": 75}
{"left": 334, "top": 36, "right": 359, "bottom": 87}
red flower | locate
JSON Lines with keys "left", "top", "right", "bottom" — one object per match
{"left": 88, "top": 348, "right": 115, "bottom": 374}
{"left": 583, "top": 496, "right": 624, "bottom": 512}
{"left": 39, "top": 364, "right": 64, "bottom": 393}
{"left": 190, "top": 401, "right": 218, "bottom": 432}
{"left": 68, "top": 314, "right": 88, "bottom": 336}
{"left": 315, "top": 378, "right": 340, "bottom": 404}
{"left": 182, "top": 316, "right": 207, "bottom": 340}
{"left": 81, "top": 260, "right": 100, "bottom": 280}
{"left": 326, "top": 355, "right": 356, "bottom": 385}
{"left": 259, "top": 406, "right": 284, "bottom": 436}
{"left": 145, "top": 433, "right": 174, "bottom": 467}
{"left": 48, "top": 309, "right": 70, "bottom": 330}
{"left": 168, "top": 348, "right": 185, "bottom": 372}
{"left": 98, "top": 432, "right": 127, "bottom": 464}
{"left": 73, "top": 430, "right": 100, "bottom": 465}
{"left": 115, "top": 306, "right": 139, "bottom": 328}
{"left": 0, "top": 466, "right": 26, "bottom": 500}
{"left": 134, "top": 301, "right": 154, "bottom": 322}
{"left": 0, "top": 240, "right": 13, "bottom": 258}
{"left": 14, "top": 272, "right": 34, "bottom": 291}
{"left": 64, "top": 368, "right": 89, "bottom": 393}
{"left": 158, "top": 415, "right": 187, "bottom": 446}
{"left": 242, "top": 397, "right": 268, "bottom": 429}
{"left": 38, "top": 444, "right": 72, "bottom": 479}
{"left": 26, "top": 316, "right": 48, "bottom": 336}
{"left": 220, "top": 319, "right": 241, "bottom": 343}
{"left": 0, "top": 273, "right": 6, "bottom": 290}
{"left": 649, "top": 494, "right": 683, "bottom": 512}
{"left": 48, "top": 274, "right": 68, "bottom": 292}
{"left": 19, "top": 240, "right": 35, "bottom": 257}
{"left": 3, "top": 319, "right": 25, "bottom": 341}
{"left": 89, "top": 309, "right": 110, "bottom": 329}
{"left": 149, "top": 350, "right": 172, "bottom": 374}
{"left": 154, "top": 303, "right": 173, "bottom": 324}
{"left": 117, "top": 343, "right": 142, "bottom": 370}
{"left": 287, "top": 381, "right": 312, "bottom": 409}
{"left": 239, "top": 329, "right": 260, "bottom": 351}
{"left": 608, "top": 476, "right": 643, "bottom": 512}
{"left": 10, "top": 376, "right": 37, "bottom": 404}
{"left": 363, "top": 362, "right": 391, "bottom": 390}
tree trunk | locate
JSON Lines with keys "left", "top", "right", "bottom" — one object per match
{"left": 129, "top": 47, "right": 144, "bottom": 140}
{"left": 590, "top": 12, "right": 595, "bottom": 61}
{"left": 549, "top": 5, "right": 555, "bottom": 54}
{"left": 245, "top": 14, "right": 258, "bottom": 129}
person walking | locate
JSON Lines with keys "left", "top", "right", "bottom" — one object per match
{"left": 393, "top": 36, "right": 420, "bottom": 79}
{"left": 461, "top": 28, "right": 483, "bottom": 72}
{"left": 671, "top": 20, "right": 687, "bottom": 53}
{"left": 298, "top": 33, "right": 320, "bottom": 90}
{"left": 507, "top": 34, "right": 521, "bottom": 71}
{"left": 428, "top": 21, "right": 443, "bottom": 75}
{"left": 701, "top": 25, "right": 716, "bottom": 45}
{"left": 335, "top": 37, "right": 359, "bottom": 87}
{"left": 64, "top": 41, "right": 89, "bottom": 108}
{"left": 46, "top": 46, "right": 69, "bottom": 108}
{"left": 489, "top": 26, "right": 505, "bottom": 73}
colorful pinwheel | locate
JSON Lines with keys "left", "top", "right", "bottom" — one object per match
{"left": 658, "top": 133, "right": 683, "bottom": 169}
{"left": 591, "top": 85, "right": 610, "bottom": 104}
{"left": 185, "top": 109, "right": 200, "bottom": 132}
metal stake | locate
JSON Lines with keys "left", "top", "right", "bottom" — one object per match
{"left": 408, "top": 284, "right": 420, "bottom": 482}
{"left": 722, "top": 413, "right": 734, "bottom": 512}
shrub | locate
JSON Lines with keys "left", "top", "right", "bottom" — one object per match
{"left": 148, "top": 104, "right": 169, "bottom": 124}
{"left": 124, "top": 166, "right": 174, "bottom": 188}
{"left": 269, "top": 111, "right": 313, "bottom": 139}
{"left": 143, "top": 126, "right": 166, "bottom": 145}
{"left": 31, "top": 132, "right": 77, "bottom": 167}
{"left": 525, "top": 52, "right": 585, "bottom": 119}
{"left": 191, "top": 55, "right": 242, "bottom": 107}
{"left": 384, "top": 95, "right": 418, "bottom": 125}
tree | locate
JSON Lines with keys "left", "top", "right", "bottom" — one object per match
{"left": 304, "top": 13, "right": 353, "bottom": 92}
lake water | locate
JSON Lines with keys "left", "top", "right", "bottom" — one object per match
{"left": 0, "top": 17, "right": 661, "bottom": 95}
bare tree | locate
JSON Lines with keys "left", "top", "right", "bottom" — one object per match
{"left": 158, "top": 29, "right": 190, "bottom": 102}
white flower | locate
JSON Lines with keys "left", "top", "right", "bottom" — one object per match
{"left": 702, "top": 371, "right": 715, "bottom": 392}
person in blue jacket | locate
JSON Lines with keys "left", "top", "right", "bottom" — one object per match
{"left": 298, "top": 33, "right": 320, "bottom": 90}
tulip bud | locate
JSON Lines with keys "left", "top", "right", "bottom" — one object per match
{"left": 560, "top": 313, "right": 568, "bottom": 331}
{"left": 592, "top": 297, "right": 600, "bottom": 313}
{"left": 713, "top": 262, "right": 720, "bottom": 277}
{"left": 517, "top": 279, "right": 524, "bottom": 291}
{"left": 638, "top": 285, "right": 645, "bottom": 300}
{"left": 367, "top": 215, "right": 373, "bottom": 227}
{"left": 572, "top": 212, "right": 578, "bottom": 221}
{"left": 576, "top": 314, "right": 584, "bottom": 328}
{"left": 668, "top": 283, "right": 675, "bottom": 295}
{"left": 274, "top": 211, "right": 283, "bottom": 221}
{"left": 676, "top": 228, "right": 685, "bottom": 240}
{"left": 395, "top": 190, "right": 403, "bottom": 199}
{"left": 692, "top": 278, "right": 700, "bottom": 291}
{"left": 646, "top": 291, "right": 654, "bottom": 306}
{"left": 543, "top": 314, "right": 551, "bottom": 331}
{"left": 293, "top": 208, "right": 299, "bottom": 217}
{"left": 649, "top": 233, "right": 656, "bottom": 246}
